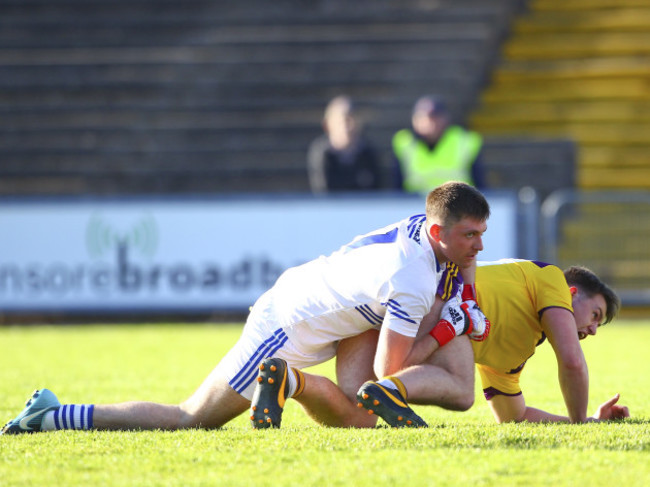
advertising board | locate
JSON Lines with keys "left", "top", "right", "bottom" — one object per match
{"left": 0, "top": 193, "right": 517, "bottom": 313}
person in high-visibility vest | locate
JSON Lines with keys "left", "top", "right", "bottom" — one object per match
{"left": 392, "top": 95, "right": 486, "bottom": 193}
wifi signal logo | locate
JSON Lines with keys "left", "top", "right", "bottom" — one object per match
{"left": 86, "top": 214, "right": 159, "bottom": 259}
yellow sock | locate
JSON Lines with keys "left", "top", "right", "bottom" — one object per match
{"left": 384, "top": 376, "right": 408, "bottom": 399}
{"left": 291, "top": 368, "right": 305, "bottom": 398}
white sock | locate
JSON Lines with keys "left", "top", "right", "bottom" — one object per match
{"left": 376, "top": 376, "right": 408, "bottom": 399}
{"left": 41, "top": 404, "right": 95, "bottom": 431}
{"left": 285, "top": 366, "right": 297, "bottom": 398}
{"left": 377, "top": 378, "right": 399, "bottom": 392}
{"left": 284, "top": 365, "right": 305, "bottom": 398}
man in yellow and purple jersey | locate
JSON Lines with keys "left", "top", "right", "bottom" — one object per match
{"left": 471, "top": 259, "right": 627, "bottom": 423}
{"left": 358, "top": 259, "right": 630, "bottom": 425}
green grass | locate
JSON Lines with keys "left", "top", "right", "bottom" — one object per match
{"left": 1, "top": 321, "right": 649, "bottom": 487}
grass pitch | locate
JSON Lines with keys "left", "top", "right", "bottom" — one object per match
{"left": 1, "top": 321, "right": 649, "bottom": 486}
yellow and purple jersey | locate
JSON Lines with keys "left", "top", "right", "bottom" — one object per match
{"left": 471, "top": 259, "right": 573, "bottom": 399}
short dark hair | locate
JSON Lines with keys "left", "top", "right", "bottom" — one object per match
{"left": 564, "top": 266, "right": 620, "bottom": 325}
{"left": 412, "top": 95, "right": 448, "bottom": 117}
{"left": 425, "top": 181, "right": 490, "bottom": 228}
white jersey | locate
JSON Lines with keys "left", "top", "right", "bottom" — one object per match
{"left": 222, "top": 214, "right": 443, "bottom": 399}
{"left": 261, "top": 214, "right": 441, "bottom": 350}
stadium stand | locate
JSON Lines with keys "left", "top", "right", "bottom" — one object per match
{"left": 471, "top": 0, "right": 650, "bottom": 191}
{"left": 3, "top": 0, "right": 649, "bottom": 309}
{"left": 472, "top": 0, "right": 650, "bottom": 301}
{"left": 0, "top": 0, "right": 529, "bottom": 195}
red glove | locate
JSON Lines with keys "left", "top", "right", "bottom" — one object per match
{"left": 461, "top": 284, "right": 490, "bottom": 342}
{"left": 429, "top": 301, "right": 472, "bottom": 347}
{"left": 430, "top": 285, "right": 491, "bottom": 346}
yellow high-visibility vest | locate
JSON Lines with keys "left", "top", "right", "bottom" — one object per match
{"left": 393, "top": 125, "right": 482, "bottom": 193}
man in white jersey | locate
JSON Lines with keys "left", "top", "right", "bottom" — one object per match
{"left": 244, "top": 182, "right": 490, "bottom": 429}
{"left": 2, "top": 182, "right": 490, "bottom": 434}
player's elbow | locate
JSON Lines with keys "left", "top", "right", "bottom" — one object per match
{"left": 560, "top": 355, "right": 588, "bottom": 375}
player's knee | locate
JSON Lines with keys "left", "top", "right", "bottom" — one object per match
{"left": 164, "top": 404, "right": 195, "bottom": 430}
{"left": 341, "top": 411, "right": 378, "bottom": 429}
{"left": 457, "top": 390, "right": 475, "bottom": 411}
{"left": 177, "top": 401, "right": 217, "bottom": 429}
{"left": 177, "top": 405, "right": 230, "bottom": 430}
{"left": 443, "top": 371, "right": 475, "bottom": 411}
{"left": 448, "top": 389, "right": 475, "bottom": 412}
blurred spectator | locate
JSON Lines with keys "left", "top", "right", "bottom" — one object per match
{"left": 307, "top": 95, "right": 381, "bottom": 193}
{"left": 391, "top": 95, "right": 486, "bottom": 193}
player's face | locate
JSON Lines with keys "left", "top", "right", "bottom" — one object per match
{"left": 572, "top": 292, "right": 607, "bottom": 340}
{"left": 437, "top": 216, "right": 487, "bottom": 269}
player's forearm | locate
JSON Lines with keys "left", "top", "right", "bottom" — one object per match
{"left": 558, "top": 362, "right": 590, "bottom": 423}
{"left": 374, "top": 328, "right": 416, "bottom": 377}
{"left": 520, "top": 407, "right": 570, "bottom": 423}
{"left": 489, "top": 387, "right": 588, "bottom": 424}
{"left": 404, "top": 334, "right": 440, "bottom": 367}
{"left": 459, "top": 260, "right": 476, "bottom": 284}
{"left": 542, "top": 307, "right": 592, "bottom": 423}
{"left": 492, "top": 402, "right": 573, "bottom": 423}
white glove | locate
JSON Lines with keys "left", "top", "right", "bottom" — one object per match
{"left": 460, "top": 284, "right": 490, "bottom": 341}
{"left": 462, "top": 299, "right": 490, "bottom": 342}
{"left": 429, "top": 299, "right": 490, "bottom": 347}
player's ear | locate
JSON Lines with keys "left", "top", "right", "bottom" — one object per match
{"left": 569, "top": 286, "right": 578, "bottom": 296}
{"left": 429, "top": 224, "right": 441, "bottom": 242}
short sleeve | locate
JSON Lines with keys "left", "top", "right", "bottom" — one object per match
{"left": 380, "top": 260, "right": 436, "bottom": 338}
{"left": 532, "top": 264, "right": 572, "bottom": 314}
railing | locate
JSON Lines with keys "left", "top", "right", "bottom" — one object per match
{"left": 541, "top": 189, "right": 650, "bottom": 307}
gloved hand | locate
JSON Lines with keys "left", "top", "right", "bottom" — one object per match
{"left": 460, "top": 284, "right": 490, "bottom": 342}
{"left": 461, "top": 298, "right": 491, "bottom": 342}
{"left": 429, "top": 290, "right": 491, "bottom": 346}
